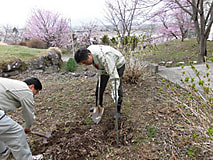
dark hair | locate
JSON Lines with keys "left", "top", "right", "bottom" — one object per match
{"left": 74, "top": 48, "right": 90, "bottom": 63}
{"left": 24, "top": 77, "right": 42, "bottom": 90}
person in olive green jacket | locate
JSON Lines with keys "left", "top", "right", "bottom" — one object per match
{"left": 0, "top": 77, "right": 43, "bottom": 160}
{"left": 74, "top": 45, "right": 125, "bottom": 119}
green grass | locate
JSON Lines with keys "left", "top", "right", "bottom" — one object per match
{"left": 143, "top": 38, "right": 213, "bottom": 66}
{"left": 0, "top": 45, "right": 47, "bottom": 63}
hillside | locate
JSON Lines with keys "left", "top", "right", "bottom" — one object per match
{"left": 143, "top": 38, "right": 213, "bottom": 67}
{"left": 1, "top": 39, "right": 213, "bottom": 159}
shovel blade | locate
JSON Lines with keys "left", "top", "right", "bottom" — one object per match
{"left": 92, "top": 105, "right": 104, "bottom": 124}
{"left": 31, "top": 131, "right": 51, "bottom": 139}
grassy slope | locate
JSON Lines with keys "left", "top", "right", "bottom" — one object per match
{"left": 0, "top": 45, "right": 47, "bottom": 64}
{"left": 143, "top": 38, "right": 213, "bottom": 66}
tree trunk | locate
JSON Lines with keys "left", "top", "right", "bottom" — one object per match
{"left": 198, "top": 36, "right": 207, "bottom": 63}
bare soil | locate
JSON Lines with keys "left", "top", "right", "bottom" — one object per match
{"left": 8, "top": 66, "right": 213, "bottom": 160}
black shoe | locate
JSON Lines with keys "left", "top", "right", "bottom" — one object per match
{"left": 113, "top": 112, "right": 121, "bottom": 119}
{"left": 90, "top": 107, "right": 94, "bottom": 112}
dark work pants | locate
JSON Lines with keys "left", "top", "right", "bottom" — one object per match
{"left": 95, "top": 64, "right": 125, "bottom": 113}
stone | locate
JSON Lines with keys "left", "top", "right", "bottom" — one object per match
{"left": 28, "top": 47, "right": 63, "bottom": 72}
{"left": 0, "top": 47, "right": 63, "bottom": 77}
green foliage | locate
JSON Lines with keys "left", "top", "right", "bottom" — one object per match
{"left": 207, "top": 127, "right": 213, "bottom": 135}
{"left": 101, "top": 35, "right": 110, "bottom": 45}
{"left": 187, "top": 150, "right": 194, "bottom": 156}
{"left": 209, "top": 57, "right": 213, "bottom": 62}
{"left": 192, "top": 133, "right": 198, "bottom": 138}
{"left": 110, "top": 37, "right": 118, "bottom": 46}
{"left": 121, "top": 35, "right": 140, "bottom": 51}
{"left": 66, "top": 58, "right": 76, "bottom": 72}
{"left": 146, "top": 126, "right": 156, "bottom": 139}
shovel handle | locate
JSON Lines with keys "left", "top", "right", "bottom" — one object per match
{"left": 97, "top": 74, "right": 101, "bottom": 106}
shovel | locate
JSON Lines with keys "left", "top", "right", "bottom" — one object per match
{"left": 92, "top": 75, "right": 104, "bottom": 124}
{"left": 114, "top": 79, "right": 119, "bottom": 146}
{"left": 31, "top": 131, "right": 51, "bottom": 139}
{"left": 30, "top": 131, "right": 51, "bottom": 144}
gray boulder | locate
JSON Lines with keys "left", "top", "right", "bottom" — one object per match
{"left": 28, "top": 47, "right": 63, "bottom": 73}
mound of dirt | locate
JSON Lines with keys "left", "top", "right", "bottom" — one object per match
{"left": 32, "top": 114, "right": 133, "bottom": 160}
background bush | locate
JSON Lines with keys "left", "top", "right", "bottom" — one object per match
{"left": 18, "top": 41, "right": 27, "bottom": 46}
{"left": 27, "top": 38, "right": 46, "bottom": 49}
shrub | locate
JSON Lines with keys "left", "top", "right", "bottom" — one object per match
{"left": 123, "top": 53, "right": 148, "bottom": 84}
{"left": 101, "top": 35, "right": 110, "bottom": 45}
{"left": 27, "top": 39, "right": 46, "bottom": 49}
{"left": 18, "top": 41, "right": 27, "bottom": 46}
{"left": 10, "top": 42, "right": 17, "bottom": 45}
{"left": 66, "top": 58, "right": 76, "bottom": 72}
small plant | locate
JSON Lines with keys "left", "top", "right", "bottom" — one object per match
{"left": 187, "top": 150, "right": 194, "bottom": 156}
{"left": 66, "top": 58, "right": 77, "bottom": 72}
{"left": 146, "top": 126, "right": 156, "bottom": 139}
{"left": 209, "top": 57, "right": 213, "bottom": 62}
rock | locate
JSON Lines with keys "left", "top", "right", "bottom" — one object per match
{"left": 148, "top": 63, "right": 158, "bottom": 73}
{"left": 84, "top": 71, "right": 96, "bottom": 77}
{"left": 2, "top": 70, "right": 20, "bottom": 77}
{"left": 0, "top": 58, "right": 24, "bottom": 72}
{"left": 0, "top": 42, "right": 8, "bottom": 46}
{"left": 0, "top": 58, "right": 25, "bottom": 77}
{"left": 28, "top": 47, "right": 63, "bottom": 73}
{"left": 0, "top": 69, "right": 3, "bottom": 77}
{"left": 0, "top": 47, "right": 63, "bottom": 77}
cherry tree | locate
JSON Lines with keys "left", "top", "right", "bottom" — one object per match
{"left": 171, "top": 0, "right": 213, "bottom": 63}
{"left": 24, "top": 9, "right": 71, "bottom": 48}
{"left": 152, "top": 0, "right": 213, "bottom": 62}
{"left": 76, "top": 21, "right": 99, "bottom": 47}
{"left": 152, "top": 1, "right": 193, "bottom": 42}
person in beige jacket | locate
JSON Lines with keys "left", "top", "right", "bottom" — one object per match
{"left": 0, "top": 77, "right": 43, "bottom": 160}
{"left": 74, "top": 45, "right": 125, "bottom": 119}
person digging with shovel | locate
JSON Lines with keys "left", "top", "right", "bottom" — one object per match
{"left": 0, "top": 77, "right": 43, "bottom": 160}
{"left": 74, "top": 45, "right": 126, "bottom": 122}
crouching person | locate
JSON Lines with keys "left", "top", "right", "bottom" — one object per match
{"left": 0, "top": 77, "right": 43, "bottom": 160}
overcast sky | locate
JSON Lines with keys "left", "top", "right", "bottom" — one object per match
{"left": 0, "top": 0, "right": 106, "bottom": 28}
